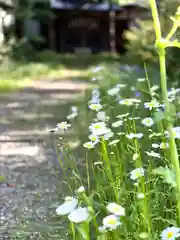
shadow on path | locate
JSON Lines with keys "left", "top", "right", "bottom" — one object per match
{"left": 0, "top": 79, "right": 90, "bottom": 238}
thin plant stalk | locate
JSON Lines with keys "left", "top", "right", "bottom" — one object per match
{"left": 71, "top": 222, "right": 76, "bottom": 240}
{"left": 150, "top": 0, "right": 180, "bottom": 223}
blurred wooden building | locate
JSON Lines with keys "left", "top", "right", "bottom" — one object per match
{"left": 14, "top": 0, "right": 150, "bottom": 53}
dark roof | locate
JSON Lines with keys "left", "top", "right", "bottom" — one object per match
{"left": 50, "top": 0, "right": 123, "bottom": 10}
{"left": 50, "top": 0, "right": 149, "bottom": 12}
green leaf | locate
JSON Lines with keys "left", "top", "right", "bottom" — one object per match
{"left": 168, "top": 103, "right": 177, "bottom": 120}
{"left": 152, "top": 167, "right": 176, "bottom": 188}
{"left": 77, "top": 223, "right": 89, "bottom": 239}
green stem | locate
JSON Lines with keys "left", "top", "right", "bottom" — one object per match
{"left": 166, "top": 23, "right": 178, "bottom": 40}
{"left": 86, "top": 152, "right": 91, "bottom": 195}
{"left": 149, "top": 0, "right": 161, "bottom": 40}
{"left": 71, "top": 222, "right": 76, "bottom": 240}
{"left": 150, "top": 0, "right": 180, "bottom": 223}
{"left": 159, "top": 26, "right": 180, "bottom": 227}
{"left": 101, "top": 138, "right": 113, "bottom": 182}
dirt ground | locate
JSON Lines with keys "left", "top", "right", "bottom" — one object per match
{"left": 0, "top": 79, "right": 88, "bottom": 238}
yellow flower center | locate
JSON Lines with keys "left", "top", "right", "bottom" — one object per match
{"left": 113, "top": 206, "right": 120, "bottom": 212}
{"left": 95, "top": 125, "right": 101, "bottom": 129}
{"left": 107, "top": 218, "right": 117, "bottom": 225}
{"left": 149, "top": 103, "right": 154, "bottom": 107}
{"left": 167, "top": 231, "right": 174, "bottom": 238}
{"left": 135, "top": 172, "right": 141, "bottom": 177}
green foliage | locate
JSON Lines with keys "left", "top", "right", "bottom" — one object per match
{"left": 152, "top": 167, "right": 177, "bottom": 188}
{"left": 124, "top": 19, "right": 157, "bottom": 64}
{"left": 124, "top": 0, "right": 180, "bottom": 81}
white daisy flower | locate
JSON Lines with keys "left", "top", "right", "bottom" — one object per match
{"left": 144, "top": 99, "right": 160, "bottom": 110}
{"left": 106, "top": 203, "right": 125, "bottom": 216}
{"left": 136, "top": 133, "right": 143, "bottom": 138}
{"left": 126, "top": 133, "right": 135, "bottom": 139}
{"left": 97, "top": 111, "right": 109, "bottom": 122}
{"left": 107, "top": 87, "right": 120, "bottom": 96}
{"left": 128, "top": 117, "right": 140, "bottom": 120}
{"left": 68, "top": 207, "right": 89, "bottom": 223}
{"left": 141, "top": 117, "right": 154, "bottom": 127}
{"left": 112, "top": 120, "right": 123, "bottom": 128}
{"left": 126, "top": 133, "right": 143, "bottom": 139}
{"left": 89, "top": 103, "right": 103, "bottom": 111}
{"left": 130, "top": 168, "right": 145, "bottom": 180}
{"left": 116, "top": 113, "right": 129, "bottom": 119}
{"left": 152, "top": 143, "right": 159, "bottom": 148}
{"left": 161, "top": 226, "right": 180, "bottom": 240}
{"left": 89, "top": 122, "right": 110, "bottom": 136}
{"left": 119, "top": 98, "right": 141, "bottom": 106}
{"left": 98, "top": 226, "right": 107, "bottom": 233}
{"left": 57, "top": 121, "right": 71, "bottom": 130}
{"left": 88, "top": 134, "right": 99, "bottom": 142}
{"left": 102, "top": 215, "right": 121, "bottom": 230}
{"left": 103, "top": 130, "right": 114, "bottom": 140}
{"left": 56, "top": 197, "right": 78, "bottom": 215}
{"left": 119, "top": 99, "right": 134, "bottom": 106}
{"left": 83, "top": 141, "right": 96, "bottom": 149}
{"left": 137, "top": 193, "right": 145, "bottom": 199}
{"left": 145, "top": 151, "right": 160, "bottom": 158}
{"left": 77, "top": 186, "right": 85, "bottom": 193}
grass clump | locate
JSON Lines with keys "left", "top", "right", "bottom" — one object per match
{"left": 50, "top": 2, "right": 180, "bottom": 240}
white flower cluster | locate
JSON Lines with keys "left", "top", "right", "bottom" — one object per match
{"left": 99, "top": 203, "right": 125, "bottom": 232}
{"left": 83, "top": 121, "right": 114, "bottom": 149}
{"left": 56, "top": 196, "right": 89, "bottom": 223}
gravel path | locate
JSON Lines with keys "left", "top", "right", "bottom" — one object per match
{"left": 0, "top": 79, "right": 88, "bottom": 239}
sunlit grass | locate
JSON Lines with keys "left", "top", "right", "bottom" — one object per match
{"left": 0, "top": 52, "right": 120, "bottom": 92}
